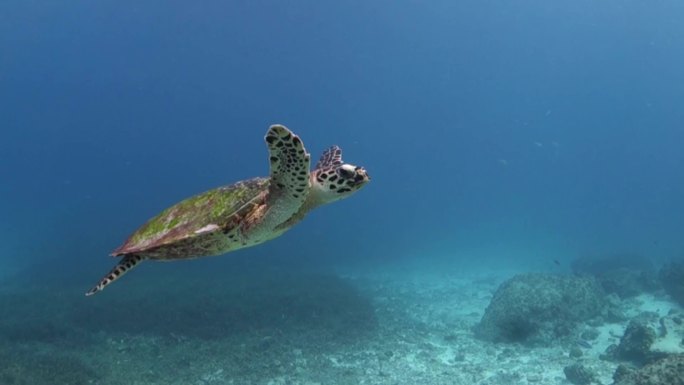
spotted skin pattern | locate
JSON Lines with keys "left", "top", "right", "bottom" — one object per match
{"left": 86, "top": 125, "right": 369, "bottom": 296}
{"left": 315, "top": 145, "right": 343, "bottom": 170}
{"left": 265, "top": 125, "right": 311, "bottom": 206}
{"left": 313, "top": 146, "right": 367, "bottom": 195}
{"left": 85, "top": 255, "right": 142, "bottom": 296}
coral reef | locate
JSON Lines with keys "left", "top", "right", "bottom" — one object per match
{"left": 572, "top": 254, "right": 659, "bottom": 299}
{"left": 659, "top": 261, "right": 684, "bottom": 307}
{"left": 612, "top": 364, "right": 637, "bottom": 384}
{"left": 651, "top": 311, "right": 684, "bottom": 355}
{"left": 569, "top": 346, "right": 584, "bottom": 358}
{"left": 474, "top": 273, "right": 606, "bottom": 344}
{"left": 1, "top": 261, "right": 679, "bottom": 385}
{"left": 612, "top": 354, "right": 684, "bottom": 385}
{"left": 602, "top": 316, "right": 682, "bottom": 367}
{"left": 600, "top": 269, "right": 659, "bottom": 299}
{"left": 614, "top": 321, "right": 657, "bottom": 364}
{"left": 571, "top": 254, "right": 653, "bottom": 275}
{"left": 564, "top": 363, "right": 597, "bottom": 385}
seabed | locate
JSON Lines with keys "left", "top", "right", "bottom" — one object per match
{"left": 0, "top": 261, "right": 681, "bottom": 385}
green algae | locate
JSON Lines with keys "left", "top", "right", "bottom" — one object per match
{"left": 128, "top": 177, "right": 269, "bottom": 245}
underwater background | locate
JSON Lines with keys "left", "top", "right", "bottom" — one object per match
{"left": 1, "top": 1, "right": 684, "bottom": 384}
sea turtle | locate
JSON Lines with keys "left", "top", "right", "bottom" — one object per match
{"left": 86, "top": 124, "right": 370, "bottom": 296}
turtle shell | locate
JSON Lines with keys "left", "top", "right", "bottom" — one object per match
{"left": 112, "top": 177, "right": 270, "bottom": 257}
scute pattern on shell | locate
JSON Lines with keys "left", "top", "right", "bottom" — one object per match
{"left": 112, "top": 177, "right": 270, "bottom": 256}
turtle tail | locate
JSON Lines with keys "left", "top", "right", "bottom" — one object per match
{"left": 85, "top": 254, "right": 144, "bottom": 296}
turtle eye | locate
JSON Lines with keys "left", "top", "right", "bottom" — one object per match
{"left": 338, "top": 165, "right": 355, "bottom": 179}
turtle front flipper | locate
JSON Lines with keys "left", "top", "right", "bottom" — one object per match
{"left": 315, "top": 145, "right": 343, "bottom": 170}
{"left": 85, "top": 254, "right": 144, "bottom": 296}
{"left": 264, "top": 125, "right": 311, "bottom": 215}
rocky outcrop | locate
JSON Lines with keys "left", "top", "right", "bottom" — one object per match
{"left": 613, "top": 321, "right": 657, "bottom": 365}
{"left": 564, "top": 363, "right": 597, "bottom": 385}
{"left": 474, "top": 273, "right": 606, "bottom": 344}
{"left": 572, "top": 254, "right": 659, "bottom": 299}
{"left": 612, "top": 354, "right": 684, "bottom": 385}
{"left": 660, "top": 261, "right": 684, "bottom": 307}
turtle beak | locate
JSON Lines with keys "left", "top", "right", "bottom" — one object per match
{"left": 354, "top": 167, "right": 370, "bottom": 185}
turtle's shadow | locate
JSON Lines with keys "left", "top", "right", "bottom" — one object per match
{"left": 0, "top": 258, "right": 377, "bottom": 343}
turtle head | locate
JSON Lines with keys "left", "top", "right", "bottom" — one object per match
{"left": 310, "top": 146, "right": 370, "bottom": 205}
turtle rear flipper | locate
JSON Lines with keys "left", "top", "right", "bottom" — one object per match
{"left": 264, "top": 125, "right": 311, "bottom": 218}
{"left": 85, "top": 254, "right": 144, "bottom": 296}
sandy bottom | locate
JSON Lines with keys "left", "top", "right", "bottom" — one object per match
{"left": 0, "top": 264, "right": 681, "bottom": 385}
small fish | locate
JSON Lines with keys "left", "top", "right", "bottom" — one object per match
{"left": 553, "top": 259, "right": 560, "bottom": 266}
{"left": 577, "top": 340, "right": 592, "bottom": 349}
{"left": 534, "top": 142, "right": 543, "bottom": 148}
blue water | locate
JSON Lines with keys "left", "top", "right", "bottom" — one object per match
{"left": 1, "top": 1, "right": 684, "bottom": 383}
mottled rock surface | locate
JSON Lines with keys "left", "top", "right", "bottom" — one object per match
{"left": 614, "top": 321, "right": 657, "bottom": 364}
{"left": 475, "top": 274, "right": 606, "bottom": 344}
{"left": 613, "top": 354, "right": 684, "bottom": 385}
{"left": 564, "top": 363, "right": 597, "bottom": 385}
{"left": 572, "top": 255, "right": 659, "bottom": 299}
{"left": 660, "top": 262, "right": 684, "bottom": 307}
